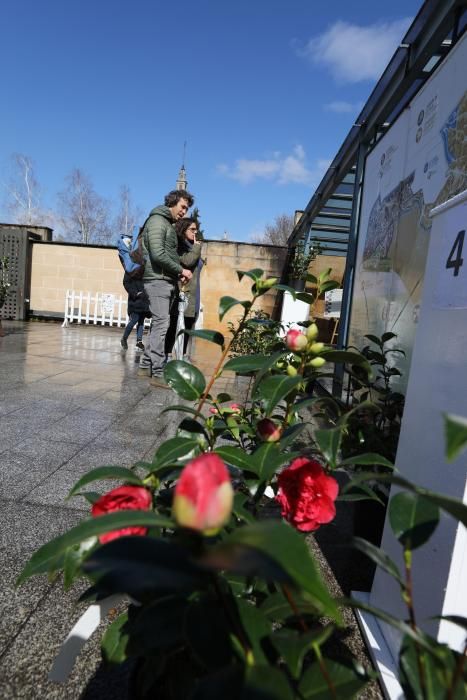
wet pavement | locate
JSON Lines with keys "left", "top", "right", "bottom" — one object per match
{"left": 0, "top": 320, "right": 200, "bottom": 698}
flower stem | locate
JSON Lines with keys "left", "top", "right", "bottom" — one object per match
{"left": 403, "top": 546, "right": 427, "bottom": 697}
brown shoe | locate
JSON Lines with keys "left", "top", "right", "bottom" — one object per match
{"left": 137, "top": 367, "right": 151, "bottom": 377}
{"left": 149, "top": 376, "right": 171, "bottom": 390}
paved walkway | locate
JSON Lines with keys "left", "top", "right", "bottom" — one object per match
{"left": 0, "top": 321, "right": 196, "bottom": 698}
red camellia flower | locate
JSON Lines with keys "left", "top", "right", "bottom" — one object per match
{"left": 91, "top": 485, "right": 152, "bottom": 544}
{"left": 173, "top": 453, "right": 233, "bottom": 534}
{"left": 286, "top": 329, "right": 308, "bottom": 352}
{"left": 257, "top": 418, "right": 282, "bottom": 443}
{"left": 276, "top": 457, "right": 338, "bottom": 532}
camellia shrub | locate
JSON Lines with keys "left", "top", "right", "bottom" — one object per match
{"left": 18, "top": 269, "right": 467, "bottom": 699}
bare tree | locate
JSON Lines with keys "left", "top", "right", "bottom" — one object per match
{"left": 252, "top": 213, "right": 294, "bottom": 246}
{"left": 58, "top": 168, "right": 112, "bottom": 245}
{"left": 3, "top": 153, "right": 44, "bottom": 225}
{"left": 114, "top": 185, "right": 142, "bottom": 238}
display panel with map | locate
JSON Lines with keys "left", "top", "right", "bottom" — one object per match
{"left": 348, "top": 34, "right": 467, "bottom": 391}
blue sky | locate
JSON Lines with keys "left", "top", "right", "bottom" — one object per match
{"left": 0, "top": 0, "right": 422, "bottom": 241}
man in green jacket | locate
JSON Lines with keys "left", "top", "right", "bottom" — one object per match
{"left": 138, "top": 189, "right": 194, "bottom": 388}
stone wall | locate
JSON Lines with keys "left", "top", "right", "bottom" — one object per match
{"left": 29, "top": 240, "right": 288, "bottom": 326}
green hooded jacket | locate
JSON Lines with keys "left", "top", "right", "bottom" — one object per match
{"left": 142, "top": 206, "right": 183, "bottom": 282}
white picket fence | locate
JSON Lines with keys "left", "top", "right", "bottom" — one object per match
{"left": 61, "top": 290, "right": 150, "bottom": 328}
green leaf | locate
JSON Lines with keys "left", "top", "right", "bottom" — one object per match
{"left": 319, "top": 280, "right": 340, "bottom": 294}
{"left": 260, "top": 592, "right": 318, "bottom": 621}
{"left": 183, "top": 328, "right": 225, "bottom": 347}
{"left": 223, "top": 354, "right": 276, "bottom": 374}
{"left": 244, "top": 666, "right": 294, "bottom": 700}
{"left": 339, "top": 453, "right": 394, "bottom": 469}
{"left": 389, "top": 492, "right": 439, "bottom": 549}
{"left": 164, "top": 360, "right": 206, "bottom": 400}
{"left": 347, "top": 472, "right": 467, "bottom": 529}
{"left": 218, "top": 296, "right": 250, "bottom": 321}
{"left": 216, "top": 392, "right": 232, "bottom": 403}
{"left": 322, "top": 350, "right": 371, "bottom": 374}
{"left": 251, "top": 351, "right": 287, "bottom": 396}
{"left": 66, "top": 466, "right": 144, "bottom": 500}
{"left": 153, "top": 437, "right": 200, "bottom": 470}
{"left": 351, "top": 537, "right": 403, "bottom": 584}
{"left": 17, "top": 511, "right": 172, "bottom": 585}
{"left": 272, "top": 627, "right": 334, "bottom": 680}
{"left": 338, "top": 483, "right": 385, "bottom": 505}
{"left": 256, "top": 375, "right": 303, "bottom": 414}
{"left": 299, "top": 659, "right": 368, "bottom": 699}
{"left": 399, "top": 635, "right": 464, "bottom": 700}
{"left": 84, "top": 537, "right": 209, "bottom": 599}
{"left": 232, "top": 493, "right": 255, "bottom": 524}
{"left": 234, "top": 598, "right": 270, "bottom": 664}
{"left": 381, "top": 332, "right": 397, "bottom": 344}
{"left": 444, "top": 413, "right": 467, "bottom": 462}
{"left": 275, "top": 283, "right": 298, "bottom": 298}
{"left": 279, "top": 423, "right": 307, "bottom": 449}
{"left": 101, "top": 611, "right": 129, "bottom": 664}
{"left": 306, "top": 273, "right": 318, "bottom": 284}
{"left": 253, "top": 444, "right": 297, "bottom": 483}
{"left": 161, "top": 404, "right": 205, "bottom": 419}
{"left": 314, "top": 427, "right": 342, "bottom": 469}
{"left": 126, "top": 596, "right": 187, "bottom": 655}
{"left": 364, "top": 334, "right": 382, "bottom": 346}
{"left": 346, "top": 596, "right": 444, "bottom": 657}
{"left": 237, "top": 268, "right": 264, "bottom": 282}
{"left": 185, "top": 594, "right": 233, "bottom": 670}
{"left": 216, "top": 521, "right": 341, "bottom": 621}
{"left": 295, "top": 292, "right": 315, "bottom": 304}
{"left": 214, "top": 446, "right": 259, "bottom": 476}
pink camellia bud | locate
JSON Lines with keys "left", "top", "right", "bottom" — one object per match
{"left": 230, "top": 403, "right": 241, "bottom": 413}
{"left": 257, "top": 418, "right": 282, "bottom": 443}
{"left": 173, "top": 453, "right": 234, "bottom": 534}
{"left": 286, "top": 329, "right": 308, "bottom": 352}
{"left": 209, "top": 407, "right": 218, "bottom": 414}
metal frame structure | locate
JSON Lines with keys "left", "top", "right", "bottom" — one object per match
{"left": 288, "top": 0, "right": 467, "bottom": 359}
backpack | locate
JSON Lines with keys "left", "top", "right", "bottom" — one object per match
{"left": 117, "top": 225, "right": 146, "bottom": 279}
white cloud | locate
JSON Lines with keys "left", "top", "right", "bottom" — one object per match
{"left": 217, "top": 146, "right": 329, "bottom": 187}
{"left": 298, "top": 18, "right": 412, "bottom": 83}
{"left": 324, "top": 100, "right": 364, "bottom": 114}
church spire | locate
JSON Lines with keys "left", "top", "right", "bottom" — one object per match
{"left": 176, "top": 141, "right": 188, "bottom": 190}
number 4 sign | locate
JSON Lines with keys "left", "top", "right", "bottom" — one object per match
{"left": 432, "top": 191, "right": 467, "bottom": 308}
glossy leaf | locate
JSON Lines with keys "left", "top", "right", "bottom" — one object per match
{"left": 275, "top": 283, "right": 298, "bottom": 298}
{"left": 389, "top": 492, "right": 439, "bottom": 549}
{"left": 237, "top": 268, "right": 264, "bottom": 282}
{"left": 223, "top": 354, "right": 275, "bottom": 374}
{"left": 444, "top": 413, "right": 467, "bottom": 462}
{"left": 17, "top": 512, "right": 172, "bottom": 584}
{"left": 161, "top": 404, "right": 205, "bottom": 419}
{"left": 153, "top": 437, "right": 200, "bottom": 469}
{"left": 101, "top": 611, "right": 129, "bottom": 664}
{"left": 320, "top": 280, "right": 340, "bottom": 294}
{"left": 351, "top": 537, "right": 403, "bottom": 584}
{"left": 339, "top": 453, "right": 393, "bottom": 469}
{"left": 218, "top": 296, "right": 250, "bottom": 321}
{"left": 381, "top": 332, "right": 398, "bottom": 344}
{"left": 215, "top": 521, "right": 341, "bottom": 621}
{"left": 295, "top": 292, "right": 315, "bottom": 304}
{"left": 126, "top": 596, "right": 187, "bottom": 655}
{"left": 235, "top": 598, "right": 270, "bottom": 664}
{"left": 306, "top": 273, "right": 318, "bottom": 284}
{"left": 253, "top": 444, "right": 297, "bottom": 483}
{"left": 345, "top": 471, "right": 467, "bottom": 529}
{"left": 83, "top": 536, "right": 209, "bottom": 599}
{"left": 279, "top": 423, "right": 307, "bottom": 450}
{"left": 364, "top": 334, "right": 382, "bottom": 346}
{"left": 322, "top": 350, "right": 371, "bottom": 373}
{"left": 66, "top": 466, "right": 144, "bottom": 500}
{"left": 338, "top": 483, "right": 385, "bottom": 505}
{"left": 299, "top": 659, "right": 368, "bottom": 699}
{"left": 232, "top": 493, "right": 255, "bottom": 524}
{"left": 314, "top": 427, "right": 342, "bottom": 469}
{"left": 183, "top": 328, "right": 225, "bottom": 347}
{"left": 399, "top": 635, "right": 464, "bottom": 700}
{"left": 256, "top": 375, "right": 303, "bottom": 414}
{"left": 272, "top": 627, "right": 334, "bottom": 680}
{"left": 185, "top": 594, "right": 233, "bottom": 670}
{"left": 260, "top": 592, "right": 318, "bottom": 621}
{"left": 214, "top": 446, "right": 259, "bottom": 476}
{"left": 251, "top": 351, "right": 287, "bottom": 396}
{"left": 164, "top": 360, "right": 206, "bottom": 400}
{"left": 244, "top": 666, "right": 294, "bottom": 699}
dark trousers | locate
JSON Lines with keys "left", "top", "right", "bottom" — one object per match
{"left": 123, "top": 312, "right": 145, "bottom": 342}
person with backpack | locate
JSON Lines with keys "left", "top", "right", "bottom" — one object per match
{"left": 138, "top": 189, "right": 194, "bottom": 389}
{"left": 120, "top": 273, "right": 150, "bottom": 351}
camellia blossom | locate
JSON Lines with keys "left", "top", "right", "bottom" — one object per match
{"left": 209, "top": 407, "right": 218, "bottom": 414}
{"left": 286, "top": 329, "right": 308, "bottom": 352}
{"left": 230, "top": 403, "right": 241, "bottom": 413}
{"left": 257, "top": 418, "right": 282, "bottom": 442}
{"left": 276, "top": 457, "right": 338, "bottom": 532}
{"left": 173, "top": 453, "right": 234, "bottom": 534}
{"left": 91, "top": 485, "right": 152, "bottom": 544}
